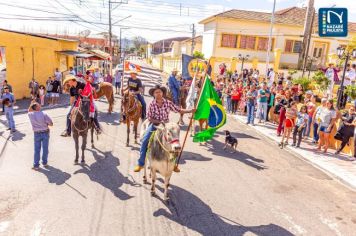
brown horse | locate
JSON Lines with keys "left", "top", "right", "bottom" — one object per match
{"left": 95, "top": 82, "right": 115, "bottom": 113}
{"left": 71, "top": 96, "right": 95, "bottom": 164}
{"left": 122, "top": 92, "right": 142, "bottom": 146}
{"left": 63, "top": 79, "right": 114, "bottom": 113}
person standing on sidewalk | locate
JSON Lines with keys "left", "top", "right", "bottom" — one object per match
{"left": 292, "top": 105, "right": 308, "bottom": 148}
{"left": 279, "top": 101, "right": 297, "bottom": 148}
{"left": 246, "top": 85, "right": 257, "bottom": 125}
{"left": 257, "top": 82, "right": 270, "bottom": 123}
{"left": 50, "top": 77, "right": 61, "bottom": 106}
{"left": 28, "top": 102, "right": 53, "bottom": 170}
{"left": 114, "top": 70, "right": 122, "bottom": 95}
{"left": 1, "top": 80, "right": 12, "bottom": 112}
{"left": 312, "top": 98, "right": 327, "bottom": 144}
{"left": 317, "top": 99, "right": 337, "bottom": 153}
{"left": 304, "top": 93, "right": 316, "bottom": 138}
{"left": 29, "top": 78, "right": 39, "bottom": 101}
{"left": 1, "top": 86, "right": 16, "bottom": 132}
{"left": 335, "top": 107, "right": 356, "bottom": 155}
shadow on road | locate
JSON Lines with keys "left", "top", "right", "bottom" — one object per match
{"left": 98, "top": 111, "right": 120, "bottom": 125}
{"left": 11, "top": 130, "right": 26, "bottom": 141}
{"left": 38, "top": 165, "right": 71, "bottom": 185}
{"left": 178, "top": 151, "right": 212, "bottom": 165}
{"left": 74, "top": 148, "right": 134, "bottom": 201}
{"left": 216, "top": 130, "right": 260, "bottom": 140}
{"left": 153, "top": 184, "right": 293, "bottom": 236}
{"left": 205, "top": 139, "right": 267, "bottom": 171}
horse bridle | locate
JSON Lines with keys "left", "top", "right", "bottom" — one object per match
{"left": 71, "top": 97, "right": 90, "bottom": 133}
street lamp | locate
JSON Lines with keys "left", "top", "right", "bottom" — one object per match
{"left": 238, "top": 54, "right": 249, "bottom": 72}
{"left": 336, "top": 47, "right": 356, "bottom": 109}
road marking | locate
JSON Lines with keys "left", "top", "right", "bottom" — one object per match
{"left": 30, "top": 221, "right": 43, "bottom": 236}
{"left": 0, "top": 221, "right": 10, "bottom": 233}
{"left": 319, "top": 215, "right": 342, "bottom": 236}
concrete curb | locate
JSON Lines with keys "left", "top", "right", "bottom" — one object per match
{"left": 232, "top": 114, "right": 356, "bottom": 191}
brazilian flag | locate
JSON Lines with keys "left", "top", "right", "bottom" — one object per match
{"left": 193, "top": 76, "right": 226, "bottom": 142}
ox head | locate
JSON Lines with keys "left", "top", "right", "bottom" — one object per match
{"left": 157, "top": 122, "right": 181, "bottom": 154}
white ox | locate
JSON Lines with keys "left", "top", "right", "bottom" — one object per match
{"left": 141, "top": 120, "right": 181, "bottom": 201}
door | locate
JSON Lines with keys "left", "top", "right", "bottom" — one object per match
{"left": 312, "top": 42, "right": 328, "bottom": 66}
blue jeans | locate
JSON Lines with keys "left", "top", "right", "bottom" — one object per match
{"left": 304, "top": 116, "right": 313, "bottom": 137}
{"left": 66, "top": 104, "right": 75, "bottom": 134}
{"left": 257, "top": 102, "right": 268, "bottom": 121}
{"left": 138, "top": 124, "right": 156, "bottom": 167}
{"left": 34, "top": 131, "right": 49, "bottom": 167}
{"left": 247, "top": 103, "right": 255, "bottom": 124}
{"left": 226, "top": 97, "right": 232, "bottom": 113}
{"left": 136, "top": 94, "right": 146, "bottom": 119}
{"left": 171, "top": 90, "right": 179, "bottom": 105}
{"left": 5, "top": 108, "right": 15, "bottom": 130}
{"left": 313, "top": 123, "right": 319, "bottom": 142}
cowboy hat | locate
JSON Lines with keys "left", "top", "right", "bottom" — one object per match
{"left": 172, "top": 68, "right": 178, "bottom": 72}
{"left": 129, "top": 70, "right": 138, "bottom": 74}
{"left": 149, "top": 85, "right": 167, "bottom": 97}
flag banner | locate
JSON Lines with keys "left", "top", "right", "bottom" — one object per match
{"left": 185, "top": 76, "right": 196, "bottom": 110}
{"left": 125, "top": 61, "right": 142, "bottom": 72}
{"left": 123, "top": 61, "right": 162, "bottom": 88}
{"left": 182, "top": 54, "right": 193, "bottom": 80}
{"left": 193, "top": 76, "right": 226, "bottom": 142}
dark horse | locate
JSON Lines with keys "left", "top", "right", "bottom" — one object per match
{"left": 122, "top": 92, "right": 142, "bottom": 146}
{"left": 71, "top": 96, "right": 95, "bottom": 164}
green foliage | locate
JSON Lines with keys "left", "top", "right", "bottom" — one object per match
{"left": 345, "top": 85, "right": 356, "bottom": 100}
{"left": 193, "top": 51, "right": 205, "bottom": 59}
{"left": 312, "top": 70, "right": 331, "bottom": 92}
{"left": 226, "top": 70, "right": 233, "bottom": 78}
{"left": 288, "top": 69, "right": 298, "bottom": 76}
{"left": 292, "top": 77, "right": 311, "bottom": 91}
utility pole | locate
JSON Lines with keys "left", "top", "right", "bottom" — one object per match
{"left": 265, "top": 0, "right": 276, "bottom": 76}
{"left": 108, "top": 0, "right": 112, "bottom": 59}
{"left": 302, "top": 10, "right": 315, "bottom": 77}
{"left": 298, "top": 0, "right": 315, "bottom": 70}
{"left": 191, "top": 24, "right": 196, "bottom": 56}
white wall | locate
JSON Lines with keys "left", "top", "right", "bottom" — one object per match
{"left": 202, "top": 21, "right": 217, "bottom": 59}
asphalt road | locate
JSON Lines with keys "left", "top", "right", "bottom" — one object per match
{"left": 0, "top": 95, "right": 355, "bottom": 236}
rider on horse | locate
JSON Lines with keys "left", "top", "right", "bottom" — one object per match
{"left": 123, "top": 70, "right": 146, "bottom": 120}
{"left": 134, "top": 85, "right": 194, "bottom": 173}
{"left": 168, "top": 69, "right": 180, "bottom": 106}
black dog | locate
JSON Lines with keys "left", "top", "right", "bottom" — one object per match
{"left": 223, "top": 130, "right": 238, "bottom": 153}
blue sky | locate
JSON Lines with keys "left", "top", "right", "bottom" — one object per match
{"left": 0, "top": 0, "right": 354, "bottom": 42}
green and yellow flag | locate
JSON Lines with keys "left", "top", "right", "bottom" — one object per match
{"left": 193, "top": 76, "right": 226, "bottom": 142}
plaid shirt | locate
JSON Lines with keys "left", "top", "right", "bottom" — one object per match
{"left": 147, "top": 99, "right": 180, "bottom": 123}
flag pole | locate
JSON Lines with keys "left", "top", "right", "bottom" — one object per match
{"left": 176, "top": 68, "right": 208, "bottom": 168}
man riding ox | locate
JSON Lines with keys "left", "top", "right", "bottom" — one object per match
{"left": 123, "top": 70, "right": 146, "bottom": 120}
{"left": 168, "top": 69, "right": 180, "bottom": 106}
{"left": 61, "top": 71, "right": 101, "bottom": 137}
{"left": 134, "top": 85, "right": 194, "bottom": 173}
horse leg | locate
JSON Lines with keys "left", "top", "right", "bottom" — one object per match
{"left": 91, "top": 126, "right": 95, "bottom": 148}
{"left": 81, "top": 134, "right": 87, "bottom": 163}
{"left": 164, "top": 175, "right": 171, "bottom": 201}
{"left": 73, "top": 133, "right": 79, "bottom": 164}
{"left": 151, "top": 168, "right": 156, "bottom": 196}
{"left": 134, "top": 121, "right": 138, "bottom": 144}
{"left": 126, "top": 121, "right": 130, "bottom": 147}
{"left": 143, "top": 163, "right": 148, "bottom": 184}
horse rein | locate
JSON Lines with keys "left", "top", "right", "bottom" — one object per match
{"left": 71, "top": 99, "right": 89, "bottom": 133}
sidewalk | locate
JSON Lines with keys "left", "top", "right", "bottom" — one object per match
{"left": 10, "top": 94, "right": 70, "bottom": 114}
{"left": 233, "top": 114, "right": 356, "bottom": 190}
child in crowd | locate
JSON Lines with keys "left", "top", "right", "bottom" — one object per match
{"left": 279, "top": 101, "right": 297, "bottom": 148}
{"left": 292, "top": 105, "right": 308, "bottom": 147}
{"left": 39, "top": 85, "right": 46, "bottom": 106}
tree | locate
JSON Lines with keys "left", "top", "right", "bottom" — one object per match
{"left": 132, "top": 36, "right": 148, "bottom": 51}
{"left": 193, "top": 51, "right": 204, "bottom": 59}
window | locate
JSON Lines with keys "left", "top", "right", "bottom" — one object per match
{"left": 257, "top": 37, "right": 274, "bottom": 51}
{"left": 285, "top": 40, "right": 302, "bottom": 53}
{"left": 240, "top": 35, "right": 256, "bottom": 49}
{"left": 221, "top": 34, "right": 237, "bottom": 48}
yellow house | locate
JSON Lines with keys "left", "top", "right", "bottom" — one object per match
{"left": 0, "top": 28, "right": 78, "bottom": 99}
{"left": 199, "top": 7, "right": 356, "bottom": 77}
